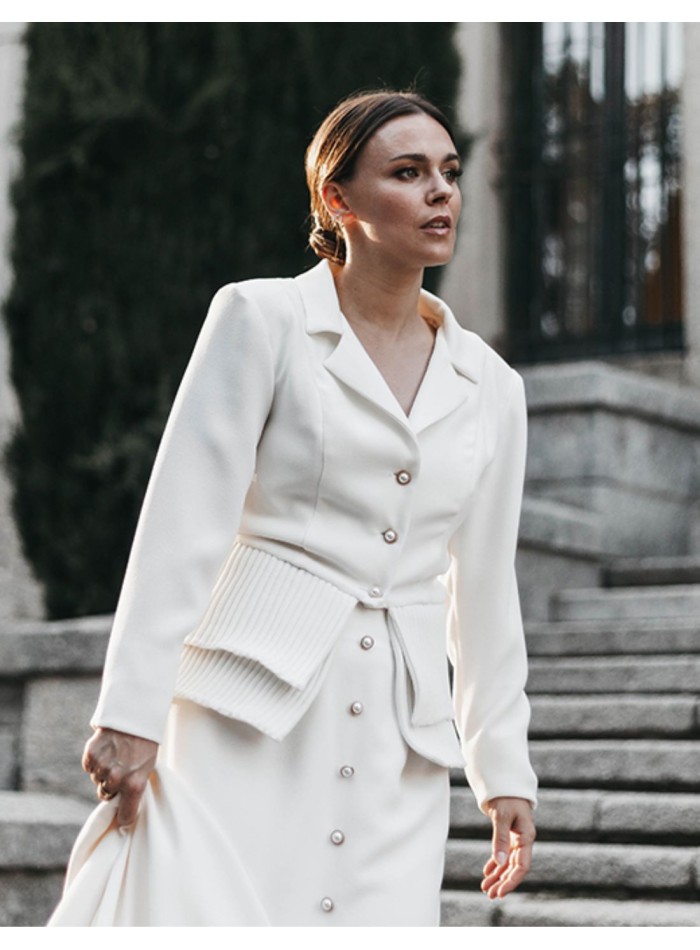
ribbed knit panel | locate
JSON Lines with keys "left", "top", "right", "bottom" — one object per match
{"left": 174, "top": 645, "right": 335, "bottom": 741}
{"left": 184, "top": 542, "right": 357, "bottom": 689}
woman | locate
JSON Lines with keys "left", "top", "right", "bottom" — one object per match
{"left": 49, "top": 90, "right": 537, "bottom": 927}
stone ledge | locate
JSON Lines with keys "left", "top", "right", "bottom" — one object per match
{"left": 445, "top": 839, "right": 700, "bottom": 890}
{"left": 529, "top": 694, "right": 699, "bottom": 737}
{"left": 606, "top": 555, "right": 700, "bottom": 587}
{"left": 528, "top": 654, "right": 700, "bottom": 692}
{"left": 450, "top": 787, "right": 700, "bottom": 840}
{"left": 529, "top": 739, "right": 700, "bottom": 789}
{"left": 525, "top": 616, "right": 700, "bottom": 656}
{"left": 441, "top": 890, "right": 700, "bottom": 926}
{"left": 0, "top": 790, "right": 89, "bottom": 869}
{"left": 0, "top": 614, "right": 111, "bottom": 674}
{"left": 0, "top": 871, "right": 65, "bottom": 927}
{"left": 521, "top": 360, "right": 700, "bottom": 432}
{"left": 520, "top": 495, "right": 603, "bottom": 559}
{"left": 552, "top": 585, "right": 700, "bottom": 622}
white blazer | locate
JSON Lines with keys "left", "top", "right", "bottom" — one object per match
{"left": 92, "top": 260, "right": 538, "bottom": 811}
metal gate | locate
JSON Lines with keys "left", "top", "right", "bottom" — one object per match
{"left": 501, "top": 23, "right": 684, "bottom": 362}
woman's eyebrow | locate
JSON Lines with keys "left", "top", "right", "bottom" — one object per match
{"left": 388, "top": 151, "right": 461, "bottom": 163}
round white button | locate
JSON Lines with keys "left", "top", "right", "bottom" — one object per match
{"left": 360, "top": 635, "right": 375, "bottom": 650}
{"left": 320, "top": 897, "right": 334, "bottom": 912}
{"left": 382, "top": 529, "right": 398, "bottom": 544}
{"left": 396, "top": 470, "right": 412, "bottom": 485}
{"left": 330, "top": 829, "right": 345, "bottom": 845}
{"left": 369, "top": 586, "right": 382, "bottom": 598}
{"left": 339, "top": 765, "right": 355, "bottom": 778}
{"left": 350, "top": 701, "right": 364, "bottom": 716}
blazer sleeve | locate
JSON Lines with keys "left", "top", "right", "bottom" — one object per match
{"left": 446, "top": 369, "right": 538, "bottom": 812}
{"left": 91, "top": 284, "right": 276, "bottom": 744}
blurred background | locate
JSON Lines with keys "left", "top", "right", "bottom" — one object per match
{"left": 1, "top": 22, "right": 699, "bottom": 927}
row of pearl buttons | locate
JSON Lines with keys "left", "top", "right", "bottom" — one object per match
{"left": 323, "top": 629, "right": 375, "bottom": 913}
{"left": 366, "top": 472, "right": 412, "bottom": 596}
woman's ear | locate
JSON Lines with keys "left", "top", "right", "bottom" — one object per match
{"left": 321, "top": 182, "right": 353, "bottom": 223}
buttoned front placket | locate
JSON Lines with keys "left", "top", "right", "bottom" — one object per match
{"left": 317, "top": 601, "right": 399, "bottom": 923}
{"left": 360, "top": 444, "right": 422, "bottom": 608}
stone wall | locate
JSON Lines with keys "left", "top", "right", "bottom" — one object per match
{"left": 0, "top": 22, "right": 42, "bottom": 621}
{"left": 522, "top": 361, "right": 700, "bottom": 558}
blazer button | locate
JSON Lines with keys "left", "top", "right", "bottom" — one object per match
{"left": 330, "top": 829, "right": 345, "bottom": 845}
{"left": 320, "top": 897, "right": 334, "bottom": 912}
{"left": 360, "top": 635, "right": 375, "bottom": 650}
{"left": 395, "top": 470, "right": 412, "bottom": 485}
{"left": 339, "top": 765, "right": 355, "bottom": 778}
{"left": 369, "top": 586, "right": 382, "bottom": 598}
{"left": 350, "top": 701, "right": 364, "bottom": 716}
{"left": 382, "top": 529, "right": 398, "bottom": 544}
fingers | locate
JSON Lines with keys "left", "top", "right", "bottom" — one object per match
{"left": 482, "top": 843, "right": 533, "bottom": 899}
{"left": 80, "top": 728, "right": 158, "bottom": 829}
{"left": 481, "top": 797, "right": 536, "bottom": 900}
{"left": 490, "top": 802, "right": 513, "bottom": 869}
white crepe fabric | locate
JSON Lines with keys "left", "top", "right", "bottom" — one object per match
{"left": 49, "top": 605, "right": 451, "bottom": 926}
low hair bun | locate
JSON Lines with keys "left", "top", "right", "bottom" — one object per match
{"left": 309, "top": 224, "right": 347, "bottom": 266}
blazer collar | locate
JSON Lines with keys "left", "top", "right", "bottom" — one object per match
{"left": 294, "top": 260, "right": 482, "bottom": 435}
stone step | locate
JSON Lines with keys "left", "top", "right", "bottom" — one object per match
{"left": 0, "top": 614, "right": 110, "bottom": 674}
{"left": 0, "top": 790, "right": 90, "bottom": 927}
{"left": 527, "top": 655, "right": 700, "bottom": 693}
{"left": 529, "top": 739, "right": 700, "bottom": 791}
{"left": 551, "top": 585, "right": 700, "bottom": 622}
{"left": 526, "top": 617, "right": 700, "bottom": 656}
{"left": 444, "top": 839, "right": 700, "bottom": 894}
{"left": 605, "top": 556, "right": 700, "bottom": 588}
{"left": 529, "top": 694, "right": 700, "bottom": 738}
{"left": 440, "top": 890, "right": 700, "bottom": 926}
{"left": 0, "top": 790, "right": 89, "bottom": 869}
{"left": 450, "top": 787, "right": 700, "bottom": 844}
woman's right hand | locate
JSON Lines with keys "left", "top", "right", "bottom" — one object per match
{"left": 82, "top": 727, "right": 158, "bottom": 829}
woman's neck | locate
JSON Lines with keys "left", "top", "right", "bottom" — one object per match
{"left": 331, "top": 255, "right": 426, "bottom": 342}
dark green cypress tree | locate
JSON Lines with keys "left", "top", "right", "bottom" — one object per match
{"left": 3, "top": 23, "right": 463, "bottom": 618}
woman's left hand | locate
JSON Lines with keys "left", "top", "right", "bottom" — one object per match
{"left": 481, "top": 796, "right": 536, "bottom": 899}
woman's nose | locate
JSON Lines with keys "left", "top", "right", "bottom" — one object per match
{"left": 426, "top": 171, "right": 451, "bottom": 203}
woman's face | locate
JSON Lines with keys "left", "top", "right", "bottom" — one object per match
{"left": 326, "top": 112, "right": 462, "bottom": 271}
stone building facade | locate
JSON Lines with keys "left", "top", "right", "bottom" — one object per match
{"left": 444, "top": 22, "right": 700, "bottom": 386}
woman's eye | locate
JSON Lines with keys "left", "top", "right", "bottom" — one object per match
{"left": 443, "top": 167, "right": 463, "bottom": 183}
{"left": 396, "top": 167, "right": 419, "bottom": 180}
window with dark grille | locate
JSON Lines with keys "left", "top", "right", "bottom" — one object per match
{"left": 501, "top": 23, "right": 683, "bottom": 362}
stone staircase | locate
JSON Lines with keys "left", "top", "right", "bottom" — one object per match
{"left": 0, "top": 617, "right": 105, "bottom": 926}
{"left": 441, "top": 556, "right": 700, "bottom": 926}
{"left": 2, "top": 559, "right": 700, "bottom": 926}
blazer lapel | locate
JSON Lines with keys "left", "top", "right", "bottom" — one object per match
{"left": 322, "top": 323, "right": 412, "bottom": 429}
{"left": 408, "top": 288, "right": 483, "bottom": 434}
{"left": 294, "top": 261, "right": 483, "bottom": 436}
{"left": 295, "top": 261, "right": 412, "bottom": 432}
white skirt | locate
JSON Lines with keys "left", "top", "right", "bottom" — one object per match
{"left": 48, "top": 604, "right": 451, "bottom": 926}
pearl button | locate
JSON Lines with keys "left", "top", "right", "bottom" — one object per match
{"left": 369, "top": 586, "right": 382, "bottom": 598}
{"left": 382, "top": 529, "right": 398, "bottom": 544}
{"left": 330, "top": 829, "right": 345, "bottom": 845}
{"left": 339, "top": 765, "right": 355, "bottom": 778}
{"left": 350, "top": 701, "right": 364, "bottom": 716}
{"left": 320, "top": 897, "right": 334, "bottom": 912}
{"left": 395, "top": 470, "right": 412, "bottom": 485}
{"left": 360, "top": 635, "right": 375, "bottom": 650}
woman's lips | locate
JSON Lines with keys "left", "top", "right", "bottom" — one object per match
{"left": 421, "top": 216, "right": 451, "bottom": 233}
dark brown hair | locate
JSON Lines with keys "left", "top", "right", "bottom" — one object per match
{"left": 305, "top": 90, "right": 457, "bottom": 265}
